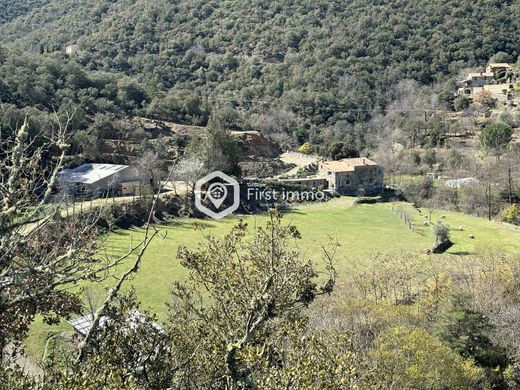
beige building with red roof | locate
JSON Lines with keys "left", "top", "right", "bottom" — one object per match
{"left": 318, "top": 158, "right": 384, "bottom": 195}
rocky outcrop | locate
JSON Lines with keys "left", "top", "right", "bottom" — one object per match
{"left": 235, "top": 131, "right": 281, "bottom": 159}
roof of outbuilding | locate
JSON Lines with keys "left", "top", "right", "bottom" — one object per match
{"left": 68, "top": 310, "right": 162, "bottom": 336}
{"left": 467, "top": 72, "right": 494, "bottom": 78}
{"left": 488, "top": 63, "right": 511, "bottom": 68}
{"left": 68, "top": 314, "right": 104, "bottom": 336}
{"left": 445, "top": 177, "right": 478, "bottom": 188}
{"left": 58, "top": 163, "right": 130, "bottom": 184}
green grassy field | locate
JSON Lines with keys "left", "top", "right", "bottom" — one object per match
{"left": 25, "top": 198, "right": 520, "bottom": 360}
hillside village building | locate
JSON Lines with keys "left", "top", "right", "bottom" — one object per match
{"left": 58, "top": 163, "right": 146, "bottom": 197}
{"left": 486, "top": 63, "right": 512, "bottom": 77}
{"left": 459, "top": 72, "right": 494, "bottom": 89}
{"left": 276, "top": 158, "right": 384, "bottom": 195}
{"left": 458, "top": 62, "right": 517, "bottom": 103}
{"left": 317, "top": 158, "right": 384, "bottom": 195}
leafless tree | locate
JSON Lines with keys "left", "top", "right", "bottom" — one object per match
{"left": 0, "top": 112, "right": 158, "bottom": 361}
{"left": 373, "top": 140, "right": 404, "bottom": 182}
{"left": 473, "top": 90, "right": 495, "bottom": 109}
{"left": 425, "top": 196, "right": 439, "bottom": 224}
{"left": 497, "top": 148, "right": 520, "bottom": 205}
{"left": 371, "top": 79, "right": 448, "bottom": 149}
{"left": 169, "top": 155, "right": 206, "bottom": 213}
{"left": 132, "top": 150, "right": 163, "bottom": 197}
{"left": 170, "top": 155, "right": 205, "bottom": 192}
{"left": 254, "top": 108, "right": 298, "bottom": 149}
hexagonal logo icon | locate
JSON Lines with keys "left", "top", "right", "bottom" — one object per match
{"left": 195, "top": 171, "right": 240, "bottom": 219}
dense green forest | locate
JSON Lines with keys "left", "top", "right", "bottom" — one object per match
{"left": 0, "top": 0, "right": 53, "bottom": 25}
{"left": 1, "top": 0, "right": 520, "bottom": 151}
{"left": 2, "top": 0, "right": 520, "bottom": 109}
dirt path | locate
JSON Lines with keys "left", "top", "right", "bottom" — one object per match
{"left": 60, "top": 188, "right": 180, "bottom": 217}
{"left": 20, "top": 189, "right": 182, "bottom": 235}
{"left": 276, "top": 152, "right": 320, "bottom": 177}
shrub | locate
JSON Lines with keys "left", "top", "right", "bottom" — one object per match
{"left": 437, "top": 293, "right": 509, "bottom": 387}
{"left": 423, "top": 149, "right": 437, "bottom": 168}
{"left": 454, "top": 95, "right": 470, "bottom": 111}
{"left": 432, "top": 222, "right": 450, "bottom": 244}
{"left": 298, "top": 142, "right": 312, "bottom": 155}
{"left": 480, "top": 123, "right": 513, "bottom": 157}
{"left": 503, "top": 203, "right": 520, "bottom": 225}
{"left": 364, "top": 326, "right": 487, "bottom": 389}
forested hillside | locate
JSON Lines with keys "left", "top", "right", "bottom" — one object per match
{"left": 0, "top": 0, "right": 54, "bottom": 25}
{"left": 1, "top": 0, "right": 520, "bottom": 144}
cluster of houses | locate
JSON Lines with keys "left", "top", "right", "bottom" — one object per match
{"left": 458, "top": 62, "right": 518, "bottom": 104}
{"left": 59, "top": 158, "right": 386, "bottom": 199}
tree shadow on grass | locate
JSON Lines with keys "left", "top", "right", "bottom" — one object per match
{"left": 161, "top": 219, "right": 216, "bottom": 230}
{"left": 110, "top": 229, "right": 132, "bottom": 236}
{"left": 279, "top": 207, "right": 307, "bottom": 215}
{"left": 189, "top": 220, "right": 217, "bottom": 230}
{"left": 448, "top": 251, "right": 472, "bottom": 256}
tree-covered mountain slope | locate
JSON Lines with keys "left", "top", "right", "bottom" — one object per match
{"left": 0, "top": 0, "right": 55, "bottom": 25}
{"left": 1, "top": 0, "right": 519, "bottom": 130}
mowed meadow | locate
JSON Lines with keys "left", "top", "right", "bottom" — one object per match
{"left": 26, "top": 198, "right": 520, "bottom": 358}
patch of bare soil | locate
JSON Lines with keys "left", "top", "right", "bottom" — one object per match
{"left": 274, "top": 152, "right": 320, "bottom": 177}
{"left": 3, "top": 343, "right": 43, "bottom": 380}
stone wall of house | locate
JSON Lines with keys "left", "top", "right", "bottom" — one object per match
{"left": 317, "top": 160, "right": 384, "bottom": 195}
{"left": 323, "top": 166, "right": 384, "bottom": 195}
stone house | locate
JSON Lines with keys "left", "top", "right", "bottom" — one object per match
{"left": 459, "top": 72, "right": 494, "bottom": 89}
{"left": 457, "top": 62, "right": 517, "bottom": 100}
{"left": 317, "top": 158, "right": 384, "bottom": 195}
{"left": 486, "top": 63, "right": 512, "bottom": 78}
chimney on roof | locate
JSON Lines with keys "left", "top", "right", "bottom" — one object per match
{"left": 363, "top": 158, "right": 366, "bottom": 165}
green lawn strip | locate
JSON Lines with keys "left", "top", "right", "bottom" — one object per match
{"left": 25, "top": 199, "right": 520, "bottom": 360}
{"left": 391, "top": 201, "right": 520, "bottom": 254}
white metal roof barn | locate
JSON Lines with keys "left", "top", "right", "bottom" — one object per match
{"left": 58, "top": 163, "right": 141, "bottom": 197}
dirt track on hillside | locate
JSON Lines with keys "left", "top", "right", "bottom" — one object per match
{"left": 276, "top": 152, "right": 319, "bottom": 177}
